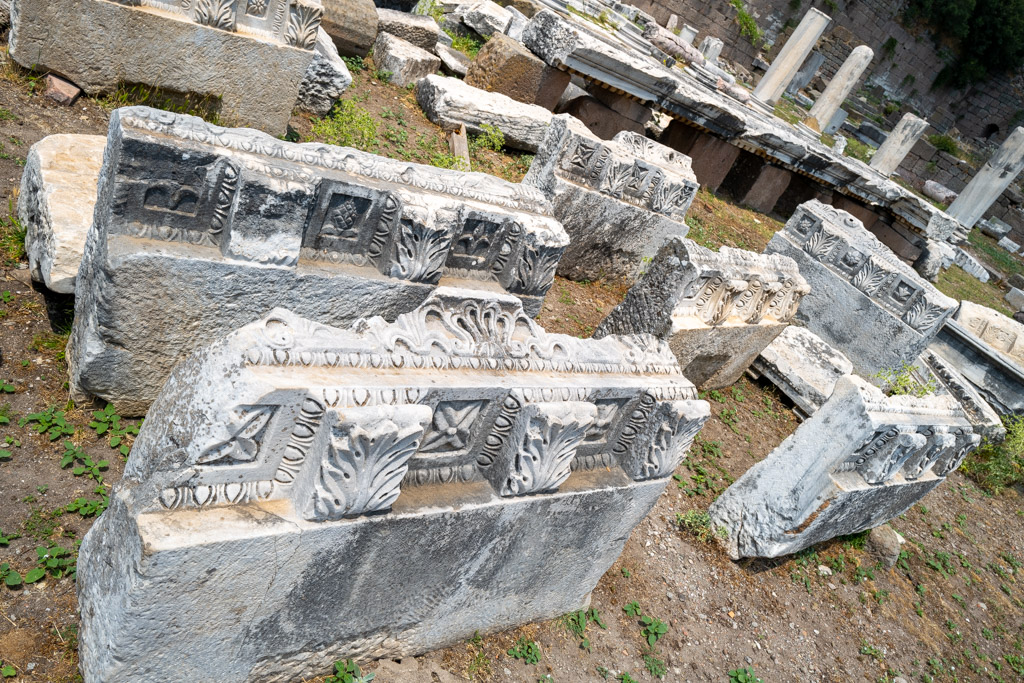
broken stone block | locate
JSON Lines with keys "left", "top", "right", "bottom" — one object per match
{"left": 465, "top": 32, "right": 569, "bottom": 110}
{"left": 69, "top": 106, "right": 568, "bottom": 415}
{"left": 77, "top": 288, "right": 710, "bottom": 682}
{"left": 504, "top": 4, "right": 528, "bottom": 40}
{"left": 959, "top": 301, "right": 1024, "bottom": 363}
{"left": 10, "top": 0, "right": 323, "bottom": 135}
{"left": 866, "top": 525, "right": 903, "bottom": 568}
{"left": 749, "top": 325, "right": 853, "bottom": 419}
{"left": 953, "top": 247, "right": 989, "bottom": 283}
{"left": 699, "top": 36, "right": 723, "bottom": 62}
{"left": 523, "top": 115, "right": 699, "bottom": 283}
{"left": 595, "top": 237, "right": 809, "bottom": 389}
{"left": 322, "top": 0, "right": 379, "bottom": 56}
{"left": 643, "top": 23, "right": 705, "bottom": 65}
{"left": 44, "top": 74, "right": 81, "bottom": 106}
{"left": 461, "top": 0, "right": 512, "bottom": 36}
{"left": 919, "top": 347, "right": 1005, "bottom": 442}
{"left": 1007, "top": 288, "right": 1024, "bottom": 311}
{"left": 765, "top": 200, "right": 958, "bottom": 377}
{"left": 372, "top": 31, "right": 441, "bottom": 87}
{"left": 1011, "top": 273, "right": 1024, "bottom": 289}
{"left": 998, "top": 235, "right": 1021, "bottom": 253}
{"left": 376, "top": 8, "right": 440, "bottom": 51}
{"left": 710, "top": 375, "right": 980, "bottom": 559}
{"left": 978, "top": 217, "right": 1012, "bottom": 239}
{"left": 563, "top": 97, "right": 646, "bottom": 139}
{"left": 416, "top": 74, "right": 553, "bottom": 152}
{"left": 19, "top": 134, "right": 105, "bottom": 294}
{"left": 923, "top": 179, "right": 957, "bottom": 204}
{"left": 436, "top": 43, "right": 471, "bottom": 76}
{"left": 296, "top": 28, "right": 353, "bottom": 117}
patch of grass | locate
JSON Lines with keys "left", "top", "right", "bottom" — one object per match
{"left": 873, "top": 361, "right": 937, "bottom": 397}
{"left": 967, "top": 229, "right": 1024, "bottom": 278}
{"left": 19, "top": 406, "right": 75, "bottom": 442}
{"left": 935, "top": 264, "right": 1013, "bottom": 316}
{"left": 450, "top": 33, "right": 485, "bottom": 58}
{"left": 0, "top": 198, "right": 26, "bottom": 265}
{"left": 961, "top": 415, "right": 1024, "bottom": 494}
{"left": 561, "top": 608, "right": 606, "bottom": 651}
{"left": 98, "top": 82, "right": 222, "bottom": 124}
{"left": 730, "top": 0, "right": 763, "bottom": 47}
{"left": 728, "top": 666, "right": 764, "bottom": 683}
{"left": 928, "top": 134, "right": 961, "bottom": 158}
{"left": 309, "top": 99, "right": 380, "bottom": 153}
{"left": 844, "top": 137, "right": 875, "bottom": 163}
{"left": 643, "top": 651, "right": 667, "bottom": 679}
{"left": 507, "top": 636, "right": 540, "bottom": 664}
{"left": 470, "top": 123, "right": 505, "bottom": 153}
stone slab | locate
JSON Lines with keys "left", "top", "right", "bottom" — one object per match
{"left": 460, "top": 0, "right": 512, "bottom": 36}
{"left": 19, "top": 134, "right": 106, "bottom": 294}
{"left": 69, "top": 106, "right": 568, "bottom": 414}
{"left": 596, "top": 236, "right": 809, "bottom": 389}
{"left": 523, "top": 115, "right": 698, "bottom": 283}
{"left": 10, "top": 0, "right": 322, "bottom": 135}
{"left": 436, "top": 43, "right": 471, "bottom": 76}
{"left": 417, "top": 74, "right": 553, "bottom": 152}
{"left": 377, "top": 7, "right": 440, "bottom": 51}
{"left": 1007, "top": 287, "right": 1024, "bottom": 311}
{"left": 765, "top": 200, "right": 958, "bottom": 377}
{"left": 322, "top": 0, "right": 379, "bottom": 57}
{"left": 750, "top": 324, "right": 852, "bottom": 419}
{"left": 465, "top": 32, "right": 569, "bottom": 110}
{"left": 930, "top": 318, "right": 1024, "bottom": 415}
{"left": 296, "top": 28, "right": 354, "bottom": 116}
{"left": 710, "top": 375, "right": 979, "bottom": 559}
{"left": 999, "top": 236, "right": 1021, "bottom": 253}
{"left": 563, "top": 96, "right": 645, "bottom": 140}
{"left": 372, "top": 31, "right": 440, "bottom": 87}
{"left": 77, "top": 288, "right": 709, "bottom": 681}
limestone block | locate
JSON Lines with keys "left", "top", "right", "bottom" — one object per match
{"left": 495, "top": 0, "right": 541, "bottom": 18}
{"left": 322, "top": 0, "right": 379, "bottom": 57}
{"left": 504, "top": 4, "right": 528, "bottom": 40}
{"left": 416, "top": 74, "right": 553, "bottom": 152}
{"left": 436, "top": 43, "right": 471, "bottom": 76}
{"left": 19, "top": 134, "right": 106, "bottom": 294}
{"left": 296, "top": 28, "right": 353, "bottom": 116}
{"left": 588, "top": 86, "right": 654, "bottom": 125}
{"left": 751, "top": 325, "right": 852, "bottom": 419}
{"left": 595, "top": 237, "right": 809, "bottom": 389}
{"left": 465, "top": 32, "right": 569, "bottom": 110}
{"left": 564, "top": 97, "right": 645, "bottom": 139}
{"left": 765, "top": 200, "right": 958, "bottom": 377}
{"left": 643, "top": 24, "right": 704, "bottom": 65}
{"left": 953, "top": 247, "right": 989, "bottom": 283}
{"left": 376, "top": 8, "right": 440, "bottom": 51}
{"left": 710, "top": 375, "right": 979, "bottom": 559}
{"left": 523, "top": 10, "right": 679, "bottom": 102}
{"left": 69, "top": 107, "right": 568, "bottom": 414}
{"left": 979, "top": 217, "right": 1012, "bottom": 239}
{"left": 920, "top": 348, "right": 1005, "bottom": 443}
{"left": 372, "top": 32, "right": 441, "bottom": 87}
{"left": 699, "top": 36, "right": 723, "bottom": 62}
{"left": 461, "top": 0, "right": 512, "bottom": 36}
{"left": 77, "top": 288, "right": 710, "bottom": 682}
{"left": 10, "top": 0, "right": 323, "bottom": 135}
{"left": 998, "top": 235, "right": 1021, "bottom": 253}
{"left": 523, "top": 115, "right": 699, "bottom": 283}
{"left": 931, "top": 310, "right": 1024, "bottom": 415}
{"left": 1007, "top": 288, "right": 1024, "bottom": 311}
{"left": 923, "top": 180, "right": 957, "bottom": 204}
{"left": 44, "top": 75, "right": 81, "bottom": 106}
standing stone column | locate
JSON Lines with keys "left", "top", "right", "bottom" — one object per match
{"left": 752, "top": 8, "right": 831, "bottom": 106}
{"left": 946, "top": 127, "right": 1024, "bottom": 228}
{"left": 804, "top": 45, "right": 873, "bottom": 132}
{"left": 870, "top": 113, "right": 929, "bottom": 176}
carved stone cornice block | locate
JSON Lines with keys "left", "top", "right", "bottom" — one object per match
{"left": 710, "top": 375, "right": 979, "bottom": 559}
{"left": 77, "top": 288, "right": 709, "bottom": 681}
{"left": 595, "top": 236, "right": 808, "bottom": 389}
{"left": 10, "top": 0, "right": 323, "bottom": 134}
{"left": 766, "top": 200, "right": 957, "bottom": 377}
{"left": 68, "top": 107, "right": 569, "bottom": 414}
{"left": 523, "top": 114, "right": 698, "bottom": 283}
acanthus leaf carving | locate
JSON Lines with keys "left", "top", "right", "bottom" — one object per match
{"left": 285, "top": 2, "right": 322, "bottom": 50}
{"left": 500, "top": 402, "right": 596, "bottom": 496}
{"left": 510, "top": 243, "right": 561, "bottom": 297}
{"left": 193, "top": 0, "right": 237, "bottom": 31}
{"left": 390, "top": 219, "right": 452, "bottom": 284}
{"left": 902, "top": 296, "right": 947, "bottom": 332}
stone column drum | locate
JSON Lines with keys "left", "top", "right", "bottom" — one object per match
{"left": 947, "top": 126, "right": 1024, "bottom": 228}
{"left": 870, "top": 113, "right": 929, "bottom": 176}
{"left": 752, "top": 8, "right": 831, "bottom": 106}
{"left": 804, "top": 45, "right": 873, "bottom": 133}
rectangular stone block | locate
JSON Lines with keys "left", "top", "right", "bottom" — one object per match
{"left": 710, "top": 375, "right": 979, "bottom": 559}
{"left": 930, "top": 316, "right": 1024, "bottom": 415}
{"left": 77, "top": 288, "right": 710, "bottom": 682}
{"left": 765, "top": 200, "right": 958, "bottom": 377}
{"left": 523, "top": 115, "right": 699, "bottom": 283}
{"left": 372, "top": 31, "right": 440, "bottom": 87}
{"left": 19, "top": 134, "right": 106, "bottom": 294}
{"left": 595, "top": 237, "right": 809, "bottom": 389}
{"left": 1007, "top": 287, "right": 1024, "bottom": 311}
{"left": 686, "top": 134, "right": 741, "bottom": 192}
{"left": 465, "top": 32, "right": 570, "bottom": 110}
{"left": 70, "top": 107, "right": 568, "bottom": 415}
{"left": 10, "top": 0, "right": 323, "bottom": 135}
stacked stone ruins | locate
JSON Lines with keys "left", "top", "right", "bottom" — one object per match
{"left": 12, "top": 0, "right": 1023, "bottom": 678}
{"left": 77, "top": 289, "right": 710, "bottom": 681}
{"left": 68, "top": 107, "right": 568, "bottom": 414}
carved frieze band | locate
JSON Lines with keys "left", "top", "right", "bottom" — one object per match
{"left": 786, "top": 206, "right": 952, "bottom": 334}
{"left": 835, "top": 423, "right": 979, "bottom": 485}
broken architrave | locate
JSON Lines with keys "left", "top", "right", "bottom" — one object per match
{"left": 77, "top": 288, "right": 711, "bottom": 682}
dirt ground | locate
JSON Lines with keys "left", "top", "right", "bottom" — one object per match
{"left": 0, "top": 38, "right": 1023, "bottom": 683}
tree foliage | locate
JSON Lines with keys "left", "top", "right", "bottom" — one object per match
{"left": 905, "top": 0, "right": 1024, "bottom": 87}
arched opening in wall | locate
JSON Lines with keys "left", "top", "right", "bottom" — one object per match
{"left": 983, "top": 123, "right": 1001, "bottom": 139}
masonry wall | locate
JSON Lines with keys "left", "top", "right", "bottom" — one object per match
{"left": 628, "top": 0, "right": 1023, "bottom": 144}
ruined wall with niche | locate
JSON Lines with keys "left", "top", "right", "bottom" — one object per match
{"left": 629, "top": 0, "right": 1024, "bottom": 143}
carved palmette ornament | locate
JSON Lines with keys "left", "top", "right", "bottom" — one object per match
{"left": 616, "top": 400, "right": 711, "bottom": 480}
{"left": 497, "top": 402, "right": 596, "bottom": 497}
{"left": 839, "top": 426, "right": 928, "bottom": 485}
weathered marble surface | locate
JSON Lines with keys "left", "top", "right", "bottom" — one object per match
{"left": 956, "top": 301, "right": 1024, "bottom": 366}
{"left": 19, "top": 134, "right": 105, "bottom": 294}
{"left": 930, "top": 315, "right": 1024, "bottom": 415}
{"left": 765, "top": 200, "right": 957, "bottom": 377}
{"left": 296, "top": 28, "right": 353, "bottom": 116}
{"left": 710, "top": 375, "right": 979, "bottom": 559}
{"left": 10, "top": 0, "right": 323, "bottom": 134}
{"left": 372, "top": 31, "right": 441, "bottom": 87}
{"left": 523, "top": 115, "right": 698, "bottom": 282}
{"left": 595, "top": 236, "right": 809, "bottom": 389}
{"left": 70, "top": 107, "right": 568, "bottom": 414}
{"left": 77, "top": 289, "right": 710, "bottom": 682}
{"left": 416, "top": 74, "right": 553, "bottom": 152}
{"left": 750, "top": 324, "right": 852, "bottom": 419}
